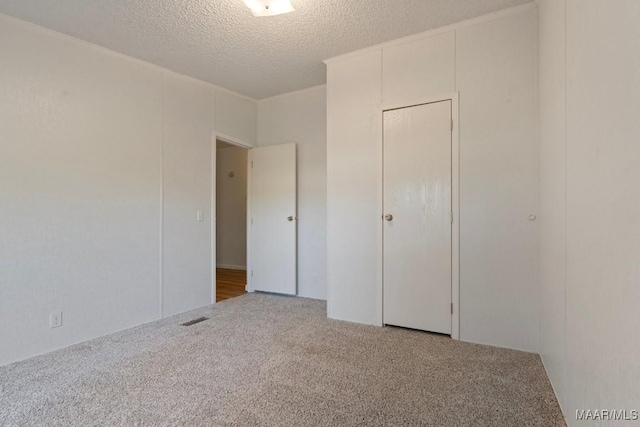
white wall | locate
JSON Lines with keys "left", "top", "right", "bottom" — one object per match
{"left": 162, "top": 74, "right": 214, "bottom": 317}
{"left": 456, "top": 8, "right": 539, "bottom": 352}
{"left": 0, "top": 14, "right": 256, "bottom": 366}
{"left": 539, "top": 0, "right": 640, "bottom": 423}
{"left": 214, "top": 90, "right": 256, "bottom": 146}
{"left": 216, "top": 146, "right": 248, "bottom": 270}
{"left": 326, "top": 5, "right": 540, "bottom": 351}
{"left": 0, "top": 14, "right": 162, "bottom": 367}
{"left": 257, "top": 86, "right": 327, "bottom": 300}
{"left": 382, "top": 31, "right": 455, "bottom": 105}
{"left": 538, "top": 0, "right": 566, "bottom": 415}
{"left": 326, "top": 52, "right": 383, "bottom": 322}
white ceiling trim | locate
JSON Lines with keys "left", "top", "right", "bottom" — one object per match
{"left": 257, "top": 84, "right": 326, "bottom": 104}
{"left": 0, "top": 0, "right": 532, "bottom": 99}
{"left": 0, "top": 12, "right": 257, "bottom": 102}
{"left": 324, "top": 2, "right": 536, "bottom": 65}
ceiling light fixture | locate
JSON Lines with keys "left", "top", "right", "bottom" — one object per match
{"left": 244, "top": 0, "right": 294, "bottom": 17}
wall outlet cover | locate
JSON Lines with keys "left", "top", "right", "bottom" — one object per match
{"left": 50, "top": 311, "right": 62, "bottom": 328}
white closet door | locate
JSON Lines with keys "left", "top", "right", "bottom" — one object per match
{"left": 250, "top": 143, "right": 297, "bottom": 295}
{"left": 383, "top": 101, "right": 452, "bottom": 334}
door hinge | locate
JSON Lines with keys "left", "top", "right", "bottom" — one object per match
{"left": 251, "top": 161, "right": 254, "bottom": 168}
{"left": 251, "top": 270, "right": 254, "bottom": 277}
{"left": 451, "top": 119, "right": 454, "bottom": 131}
{"left": 450, "top": 212, "right": 454, "bottom": 224}
{"left": 451, "top": 303, "right": 454, "bottom": 314}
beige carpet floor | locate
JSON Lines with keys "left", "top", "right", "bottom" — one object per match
{"left": 0, "top": 293, "right": 565, "bottom": 426}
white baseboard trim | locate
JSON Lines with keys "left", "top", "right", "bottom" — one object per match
{"left": 216, "top": 264, "right": 247, "bottom": 271}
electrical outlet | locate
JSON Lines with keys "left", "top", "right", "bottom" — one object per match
{"left": 50, "top": 311, "right": 62, "bottom": 329}
{"left": 196, "top": 210, "right": 204, "bottom": 222}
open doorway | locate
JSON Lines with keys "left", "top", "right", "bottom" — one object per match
{"left": 216, "top": 139, "right": 249, "bottom": 302}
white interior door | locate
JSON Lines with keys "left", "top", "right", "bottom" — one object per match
{"left": 250, "top": 143, "right": 297, "bottom": 295}
{"left": 383, "top": 101, "right": 452, "bottom": 334}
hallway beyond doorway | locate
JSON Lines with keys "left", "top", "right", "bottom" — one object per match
{"left": 216, "top": 268, "right": 247, "bottom": 302}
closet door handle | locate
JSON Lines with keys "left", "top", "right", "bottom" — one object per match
{"left": 385, "top": 214, "right": 393, "bottom": 222}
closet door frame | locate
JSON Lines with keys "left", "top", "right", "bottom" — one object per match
{"left": 379, "top": 92, "right": 460, "bottom": 340}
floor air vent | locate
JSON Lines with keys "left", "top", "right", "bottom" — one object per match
{"left": 181, "top": 317, "right": 209, "bottom": 326}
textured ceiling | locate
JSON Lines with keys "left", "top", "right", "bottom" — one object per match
{"left": 0, "top": 0, "right": 530, "bottom": 99}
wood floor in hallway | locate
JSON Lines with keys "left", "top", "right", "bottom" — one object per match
{"left": 216, "top": 268, "right": 247, "bottom": 302}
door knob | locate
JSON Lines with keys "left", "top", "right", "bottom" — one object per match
{"left": 385, "top": 214, "right": 393, "bottom": 222}
{"left": 287, "top": 216, "right": 295, "bottom": 222}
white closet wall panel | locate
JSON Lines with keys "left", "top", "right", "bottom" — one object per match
{"left": 327, "top": 51, "right": 383, "bottom": 325}
{"left": 382, "top": 31, "right": 456, "bottom": 106}
{"left": 456, "top": 8, "right": 539, "bottom": 351}
{"left": 326, "top": 6, "right": 539, "bottom": 352}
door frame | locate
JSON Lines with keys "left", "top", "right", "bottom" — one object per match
{"left": 380, "top": 92, "right": 460, "bottom": 340}
{"left": 211, "top": 131, "right": 253, "bottom": 304}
